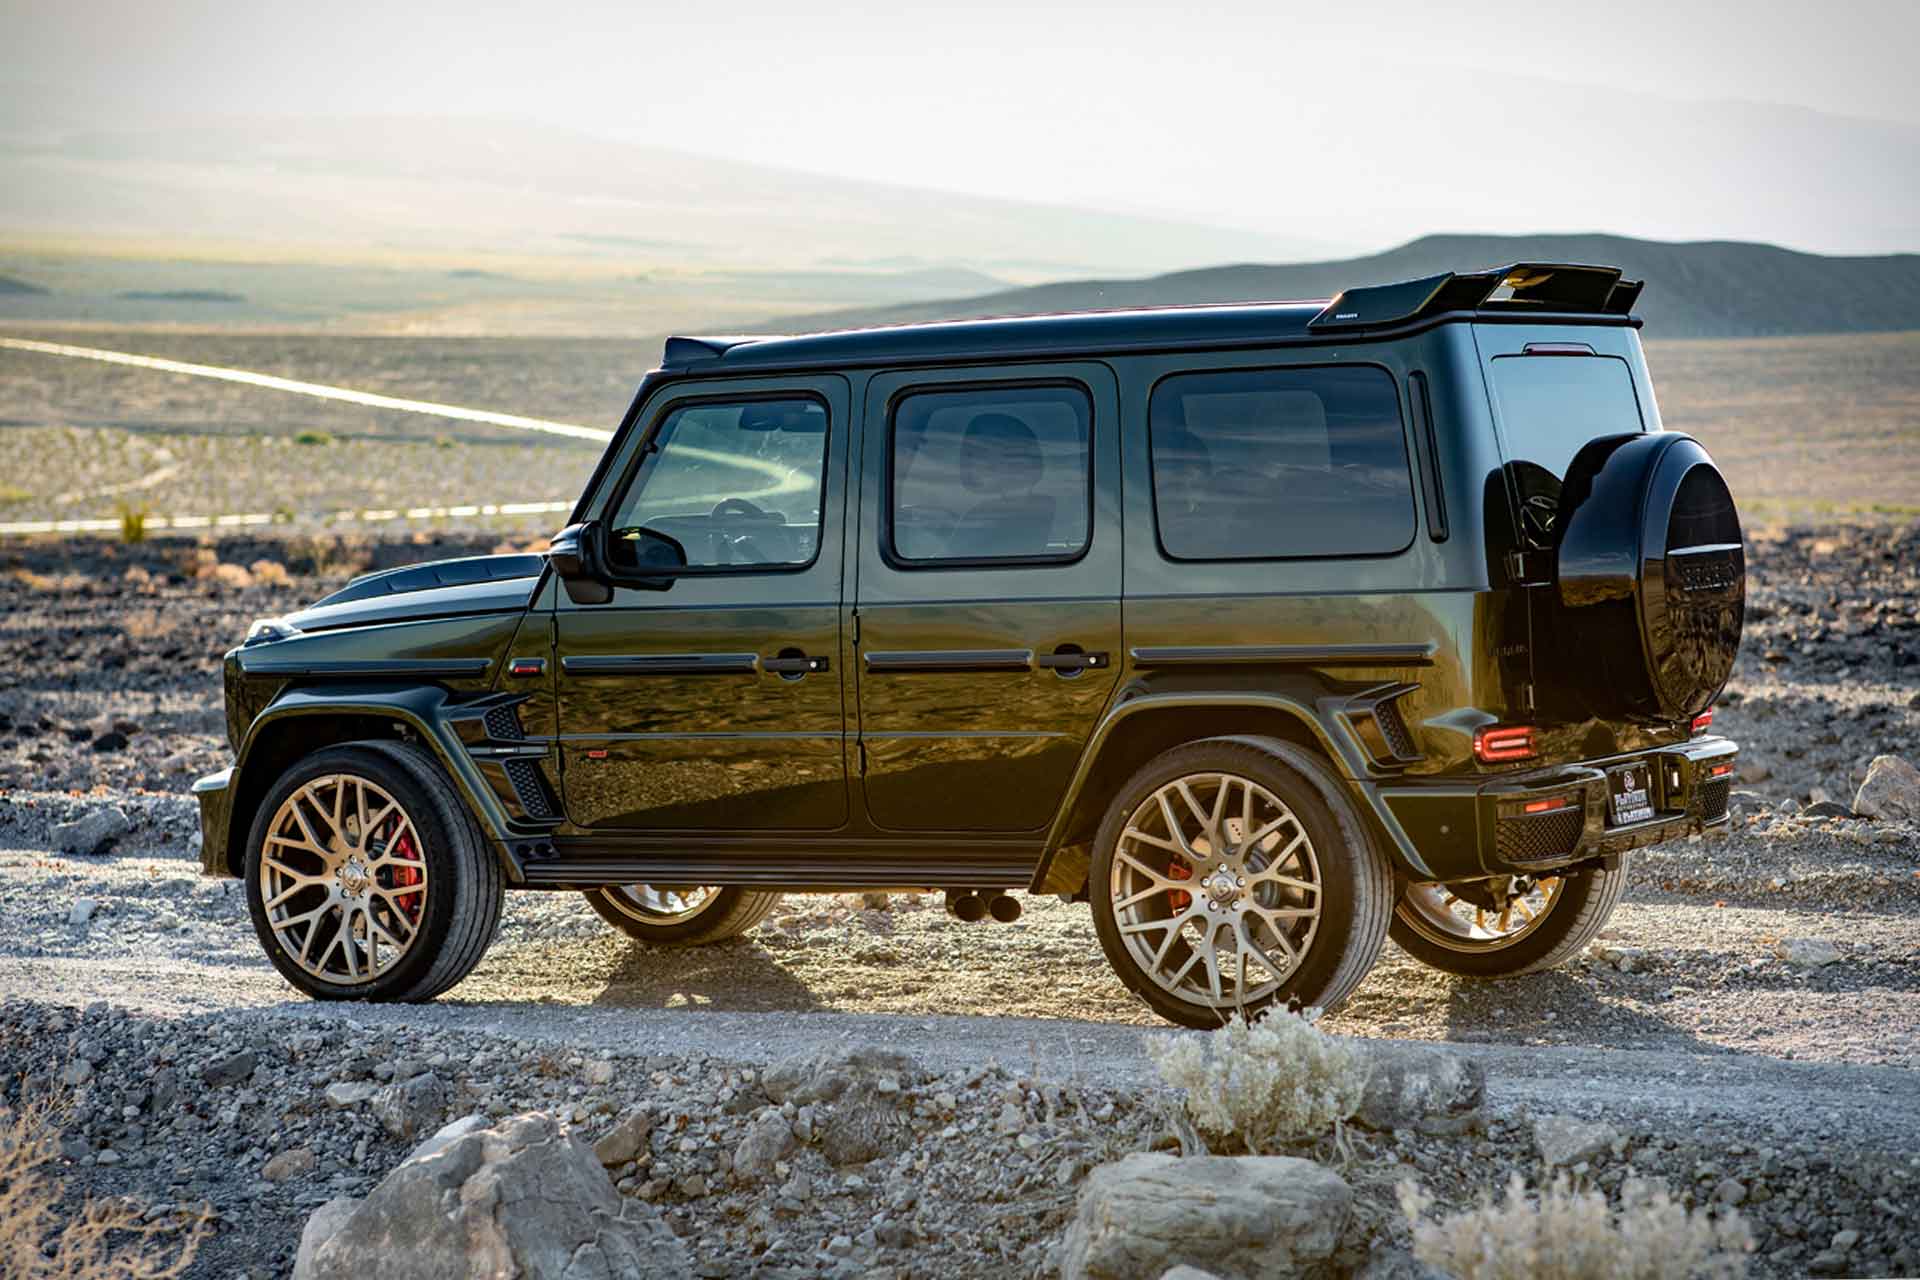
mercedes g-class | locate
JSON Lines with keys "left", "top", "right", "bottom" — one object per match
{"left": 195, "top": 262, "right": 1745, "bottom": 1027}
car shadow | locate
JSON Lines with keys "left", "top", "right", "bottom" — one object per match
{"left": 1431, "top": 967, "right": 1729, "bottom": 1054}
{"left": 586, "top": 938, "right": 826, "bottom": 1013}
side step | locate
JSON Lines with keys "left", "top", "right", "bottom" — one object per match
{"left": 517, "top": 846, "right": 1042, "bottom": 892}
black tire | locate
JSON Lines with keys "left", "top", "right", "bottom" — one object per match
{"left": 1390, "top": 859, "right": 1628, "bottom": 978}
{"left": 1089, "top": 735, "right": 1394, "bottom": 1029}
{"left": 243, "top": 740, "right": 503, "bottom": 1002}
{"left": 583, "top": 886, "right": 783, "bottom": 945}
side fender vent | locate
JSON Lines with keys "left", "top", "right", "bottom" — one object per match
{"left": 1344, "top": 683, "right": 1425, "bottom": 766}
{"left": 504, "top": 759, "right": 557, "bottom": 821}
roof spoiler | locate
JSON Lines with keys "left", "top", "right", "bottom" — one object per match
{"left": 1309, "top": 263, "right": 1642, "bottom": 332}
{"left": 662, "top": 335, "right": 771, "bottom": 365}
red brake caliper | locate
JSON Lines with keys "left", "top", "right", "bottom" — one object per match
{"left": 387, "top": 820, "right": 424, "bottom": 920}
{"left": 1167, "top": 859, "right": 1193, "bottom": 912}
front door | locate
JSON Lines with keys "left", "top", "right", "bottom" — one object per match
{"left": 556, "top": 376, "right": 850, "bottom": 829}
{"left": 853, "top": 363, "right": 1123, "bottom": 832}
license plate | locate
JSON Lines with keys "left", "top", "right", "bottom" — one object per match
{"left": 1606, "top": 763, "right": 1656, "bottom": 826}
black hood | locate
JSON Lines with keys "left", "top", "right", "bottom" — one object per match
{"left": 279, "top": 554, "right": 545, "bottom": 633}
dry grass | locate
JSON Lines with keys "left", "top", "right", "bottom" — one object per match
{"left": 1400, "top": 1172, "right": 1751, "bottom": 1280}
{"left": 0, "top": 1103, "right": 206, "bottom": 1279}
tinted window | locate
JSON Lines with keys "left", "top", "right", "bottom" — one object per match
{"left": 1490, "top": 355, "right": 1644, "bottom": 479}
{"left": 1148, "top": 365, "right": 1415, "bottom": 560}
{"left": 890, "top": 385, "right": 1091, "bottom": 563}
{"left": 608, "top": 397, "right": 827, "bottom": 570}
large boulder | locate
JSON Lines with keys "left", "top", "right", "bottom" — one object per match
{"left": 1533, "top": 1114, "right": 1619, "bottom": 1168}
{"left": 51, "top": 806, "right": 131, "bottom": 855}
{"left": 293, "top": 1112, "right": 690, "bottom": 1280}
{"left": 1062, "top": 1152, "right": 1350, "bottom": 1280}
{"left": 1853, "top": 755, "right": 1920, "bottom": 823}
{"left": 1353, "top": 1043, "right": 1485, "bottom": 1136}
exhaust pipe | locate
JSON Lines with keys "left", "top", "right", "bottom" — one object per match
{"left": 987, "top": 893, "right": 1023, "bottom": 923}
{"left": 946, "top": 889, "right": 988, "bottom": 923}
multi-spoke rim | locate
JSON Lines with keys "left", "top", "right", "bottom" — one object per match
{"left": 258, "top": 774, "right": 428, "bottom": 985}
{"left": 604, "top": 884, "right": 720, "bottom": 925}
{"left": 1398, "top": 876, "right": 1563, "bottom": 952}
{"left": 1109, "top": 772, "right": 1323, "bottom": 1010}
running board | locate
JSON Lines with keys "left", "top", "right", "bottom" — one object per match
{"left": 518, "top": 842, "right": 1043, "bottom": 891}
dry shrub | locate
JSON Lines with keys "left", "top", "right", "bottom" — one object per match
{"left": 121, "top": 567, "right": 149, "bottom": 587}
{"left": 121, "top": 610, "right": 167, "bottom": 643}
{"left": 1146, "top": 1010, "right": 1368, "bottom": 1152}
{"left": 206, "top": 564, "right": 252, "bottom": 590}
{"left": 1400, "top": 1173, "right": 1752, "bottom": 1280}
{"left": 0, "top": 1103, "right": 206, "bottom": 1278}
{"left": 247, "top": 559, "right": 291, "bottom": 587}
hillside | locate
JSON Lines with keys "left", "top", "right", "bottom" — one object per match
{"left": 765, "top": 234, "right": 1920, "bottom": 340}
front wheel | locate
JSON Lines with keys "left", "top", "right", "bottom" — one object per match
{"left": 1389, "top": 860, "right": 1628, "bottom": 978}
{"left": 243, "top": 740, "right": 503, "bottom": 1002}
{"left": 583, "top": 885, "right": 783, "bottom": 945}
{"left": 1090, "top": 736, "right": 1394, "bottom": 1029}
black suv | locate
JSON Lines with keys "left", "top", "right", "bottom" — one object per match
{"left": 195, "top": 263, "right": 1743, "bottom": 1027}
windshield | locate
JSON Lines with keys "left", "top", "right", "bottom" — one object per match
{"left": 1489, "top": 355, "right": 1645, "bottom": 479}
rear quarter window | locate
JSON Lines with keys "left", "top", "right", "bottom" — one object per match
{"left": 1148, "top": 364, "right": 1416, "bottom": 560}
{"left": 1489, "top": 355, "right": 1645, "bottom": 480}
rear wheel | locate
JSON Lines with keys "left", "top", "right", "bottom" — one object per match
{"left": 1090, "top": 736, "right": 1394, "bottom": 1028}
{"left": 244, "top": 740, "right": 503, "bottom": 1002}
{"left": 583, "top": 884, "right": 783, "bottom": 945}
{"left": 1390, "top": 860, "right": 1628, "bottom": 978}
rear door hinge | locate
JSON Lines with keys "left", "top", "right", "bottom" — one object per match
{"left": 857, "top": 741, "right": 867, "bottom": 774}
{"left": 1505, "top": 549, "right": 1553, "bottom": 586}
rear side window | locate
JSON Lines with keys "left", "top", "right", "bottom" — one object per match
{"left": 1148, "top": 365, "right": 1415, "bottom": 560}
{"left": 889, "top": 384, "right": 1092, "bottom": 564}
{"left": 1489, "top": 355, "right": 1644, "bottom": 479}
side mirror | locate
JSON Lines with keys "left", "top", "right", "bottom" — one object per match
{"left": 546, "top": 522, "right": 612, "bottom": 604}
{"left": 604, "top": 525, "right": 686, "bottom": 592}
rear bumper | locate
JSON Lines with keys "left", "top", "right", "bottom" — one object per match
{"left": 1374, "top": 736, "right": 1737, "bottom": 880}
{"left": 192, "top": 766, "right": 237, "bottom": 878}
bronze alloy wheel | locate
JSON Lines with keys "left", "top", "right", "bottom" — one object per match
{"left": 603, "top": 884, "right": 721, "bottom": 925}
{"left": 1397, "top": 877, "right": 1565, "bottom": 953}
{"left": 257, "top": 773, "right": 430, "bottom": 985}
{"left": 1108, "top": 771, "right": 1325, "bottom": 1011}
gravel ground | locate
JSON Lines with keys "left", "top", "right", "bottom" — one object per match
{"left": 1, "top": 521, "right": 1918, "bottom": 1277}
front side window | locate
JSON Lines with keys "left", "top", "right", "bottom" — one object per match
{"left": 889, "top": 384, "right": 1092, "bottom": 564}
{"left": 607, "top": 397, "right": 827, "bottom": 571}
{"left": 1148, "top": 365, "right": 1416, "bottom": 560}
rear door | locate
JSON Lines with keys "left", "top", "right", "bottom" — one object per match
{"left": 852, "top": 362, "right": 1122, "bottom": 832}
{"left": 555, "top": 375, "right": 850, "bottom": 829}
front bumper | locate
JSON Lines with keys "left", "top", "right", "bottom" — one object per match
{"left": 1376, "top": 736, "right": 1737, "bottom": 879}
{"left": 192, "top": 766, "right": 237, "bottom": 878}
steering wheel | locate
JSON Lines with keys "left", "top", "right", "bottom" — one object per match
{"left": 712, "top": 497, "right": 771, "bottom": 521}
{"left": 711, "top": 497, "right": 780, "bottom": 564}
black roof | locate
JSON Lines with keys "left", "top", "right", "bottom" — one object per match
{"left": 662, "top": 263, "right": 1641, "bottom": 372}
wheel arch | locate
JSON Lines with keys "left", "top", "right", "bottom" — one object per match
{"left": 223, "top": 684, "right": 514, "bottom": 880}
{"left": 1031, "top": 692, "right": 1392, "bottom": 894}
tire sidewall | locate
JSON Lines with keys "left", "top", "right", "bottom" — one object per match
{"left": 243, "top": 744, "right": 462, "bottom": 1000}
{"left": 1090, "top": 740, "right": 1365, "bottom": 1028}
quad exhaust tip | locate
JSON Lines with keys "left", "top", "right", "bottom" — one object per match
{"left": 945, "top": 889, "right": 1021, "bottom": 923}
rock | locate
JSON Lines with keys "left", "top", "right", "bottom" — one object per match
{"left": 201, "top": 1050, "right": 257, "bottom": 1088}
{"left": 90, "top": 730, "right": 129, "bottom": 752}
{"left": 373, "top": 1073, "right": 447, "bottom": 1141}
{"left": 51, "top": 806, "right": 131, "bottom": 855}
{"left": 1062, "top": 1152, "right": 1350, "bottom": 1280}
{"left": 1775, "top": 937, "right": 1842, "bottom": 968}
{"left": 762, "top": 1045, "right": 917, "bottom": 1105}
{"left": 1802, "top": 800, "right": 1855, "bottom": 819}
{"left": 1353, "top": 1249, "right": 1454, "bottom": 1280}
{"left": 583, "top": 1059, "right": 615, "bottom": 1086}
{"left": 410, "top": 1114, "right": 489, "bottom": 1163}
{"left": 1533, "top": 1115, "right": 1618, "bottom": 1168}
{"left": 1853, "top": 755, "right": 1920, "bottom": 822}
{"left": 154, "top": 911, "right": 183, "bottom": 931}
{"left": 1160, "top": 1268, "right": 1224, "bottom": 1280}
{"left": 1713, "top": 1177, "right": 1748, "bottom": 1205}
{"left": 58, "top": 1059, "right": 93, "bottom": 1087}
{"left": 763, "top": 1045, "right": 916, "bottom": 1166}
{"left": 294, "top": 1196, "right": 358, "bottom": 1280}
{"left": 1354, "top": 1043, "right": 1485, "bottom": 1136}
{"left": 323, "top": 1081, "right": 378, "bottom": 1108}
{"left": 819, "top": 1092, "right": 910, "bottom": 1166}
{"left": 263, "top": 1147, "right": 317, "bottom": 1181}
{"left": 295, "top": 1112, "right": 690, "bottom": 1280}
{"left": 1740, "top": 761, "right": 1773, "bottom": 783}
{"left": 68, "top": 898, "right": 96, "bottom": 926}
{"left": 593, "top": 1108, "right": 655, "bottom": 1166}
{"left": 733, "top": 1112, "right": 794, "bottom": 1182}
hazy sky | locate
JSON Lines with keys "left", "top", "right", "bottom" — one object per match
{"left": 6, "top": 0, "right": 1918, "bottom": 253}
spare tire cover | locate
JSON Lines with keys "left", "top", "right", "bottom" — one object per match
{"left": 1552, "top": 433, "right": 1744, "bottom": 721}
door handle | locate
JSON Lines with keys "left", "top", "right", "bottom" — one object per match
{"left": 761, "top": 654, "right": 830, "bottom": 675}
{"left": 1035, "top": 650, "right": 1109, "bottom": 672}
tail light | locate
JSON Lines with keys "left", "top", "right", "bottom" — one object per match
{"left": 1691, "top": 708, "right": 1714, "bottom": 735}
{"left": 1523, "top": 794, "right": 1573, "bottom": 814}
{"left": 1474, "top": 724, "right": 1537, "bottom": 764}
